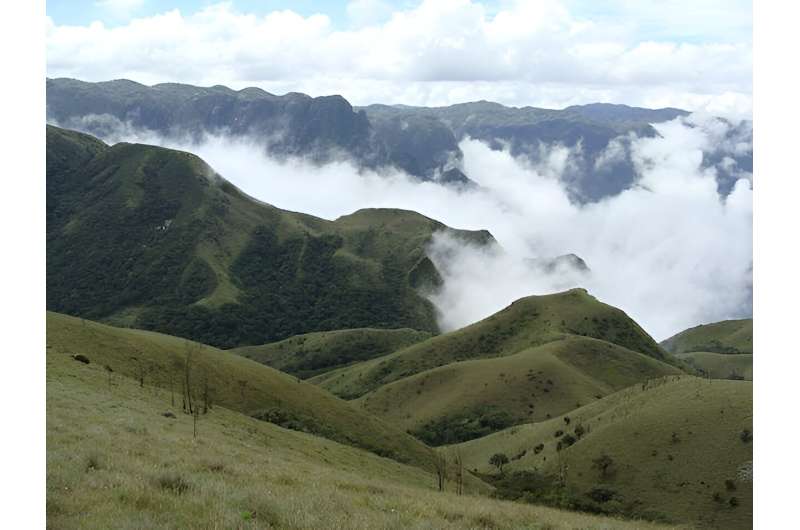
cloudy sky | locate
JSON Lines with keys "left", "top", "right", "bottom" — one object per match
{"left": 46, "top": 0, "right": 752, "bottom": 117}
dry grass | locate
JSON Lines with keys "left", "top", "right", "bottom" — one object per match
{"left": 47, "top": 331, "right": 680, "bottom": 530}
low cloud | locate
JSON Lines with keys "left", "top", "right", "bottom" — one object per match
{"left": 64, "top": 115, "right": 753, "bottom": 341}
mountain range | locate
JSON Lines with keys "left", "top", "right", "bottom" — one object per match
{"left": 46, "top": 78, "right": 752, "bottom": 202}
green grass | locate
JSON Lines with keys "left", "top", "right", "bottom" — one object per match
{"left": 46, "top": 311, "right": 438, "bottom": 470}
{"left": 660, "top": 319, "right": 752, "bottom": 354}
{"left": 47, "top": 315, "right": 681, "bottom": 530}
{"left": 47, "top": 125, "right": 492, "bottom": 348}
{"left": 453, "top": 376, "right": 752, "bottom": 529}
{"left": 312, "top": 288, "right": 674, "bottom": 400}
{"left": 675, "top": 352, "right": 752, "bottom": 380}
{"left": 354, "top": 336, "right": 682, "bottom": 445}
{"left": 230, "top": 328, "right": 432, "bottom": 379}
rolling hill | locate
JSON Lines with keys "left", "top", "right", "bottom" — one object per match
{"left": 661, "top": 319, "right": 753, "bottom": 380}
{"left": 660, "top": 318, "right": 753, "bottom": 354}
{"left": 47, "top": 313, "right": 678, "bottom": 530}
{"left": 311, "top": 289, "right": 684, "bottom": 444}
{"left": 230, "top": 328, "right": 432, "bottom": 379}
{"left": 454, "top": 376, "right": 753, "bottom": 529}
{"left": 356, "top": 336, "right": 682, "bottom": 445}
{"left": 312, "top": 288, "right": 674, "bottom": 400}
{"left": 674, "top": 352, "right": 753, "bottom": 381}
{"left": 46, "top": 311, "right": 438, "bottom": 469}
{"left": 46, "top": 124, "right": 492, "bottom": 348}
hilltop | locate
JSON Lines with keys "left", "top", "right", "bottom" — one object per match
{"left": 454, "top": 376, "right": 753, "bottom": 529}
{"left": 46, "top": 125, "right": 491, "bottom": 348}
{"left": 313, "top": 288, "right": 673, "bottom": 400}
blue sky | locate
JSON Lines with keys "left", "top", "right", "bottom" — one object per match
{"left": 47, "top": 1, "right": 403, "bottom": 27}
{"left": 47, "top": 0, "right": 750, "bottom": 43}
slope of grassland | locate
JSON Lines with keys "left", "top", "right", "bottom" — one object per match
{"left": 454, "top": 376, "right": 753, "bottom": 529}
{"left": 230, "top": 328, "right": 432, "bottom": 379}
{"left": 47, "top": 125, "right": 493, "bottom": 348}
{"left": 661, "top": 319, "right": 752, "bottom": 354}
{"left": 356, "top": 336, "right": 682, "bottom": 445}
{"left": 675, "top": 352, "right": 753, "bottom": 380}
{"left": 312, "top": 288, "right": 672, "bottom": 400}
{"left": 46, "top": 312, "right": 437, "bottom": 469}
{"left": 47, "top": 318, "right": 681, "bottom": 530}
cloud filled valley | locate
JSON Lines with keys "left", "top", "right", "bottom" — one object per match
{"left": 59, "top": 114, "right": 753, "bottom": 341}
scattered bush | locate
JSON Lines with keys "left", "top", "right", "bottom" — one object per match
{"left": 157, "top": 473, "right": 190, "bottom": 495}
{"left": 740, "top": 429, "right": 752, "bottom": 443}
{"left": 489, "top": 453, "right": 510, "bottom": 474}
{"left": 592, "top": 454, "right": 614, "bottom": 479}
{"left": 587, "top": 487, "right": 617, "bottom": 503}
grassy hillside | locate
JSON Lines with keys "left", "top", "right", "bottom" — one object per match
{"left": 230, "top": 328, "right": 432, "bottom": 379}
{"left": 46, "top": 311, "right": 437, "bottom": 469}
{"left": 356, "top": 336, "right": 682, "bottom": 445}
{"left": 312, "top": 288, "right": 672, "bottom": 400}
{"left": 676, "top": 352, "right": 753, "bottom": 381}
{"left": 47, "top": 315, "right": 680, "bottom": 529}
{"left": 46, "top": 125, "right": 492, "bottom": 348}
{"left": 454, "top": 376, "right": 752, "bottom": 529}
{"left": 661, "top": 319, "right": 752, "bottom": 354}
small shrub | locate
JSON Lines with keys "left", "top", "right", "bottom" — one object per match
{"left": 207, "top": 463, "right": 225, "bottom": 473}
{"left": 587, "top": 487, "right": 617, "bottom": 503}
{"left": 554, "top": 430, "right": 564, "bottom": 438}
{"left": 729, "top": 497, "right": 739, "bottom": 507}
{"left": 72, "top": 354, "right": 90, "bottom": 364}
{"left": 725, "top": 479, "right": 737, "bottom": 491}
{"left": 574, "top": 424, "right": 585, "bottom": 438}
{"left": 157, "top": 473, "right": 190, "bottom": 495}
{"left": 740, "top": 429, "right": 752, "bottom": 443}
{"left": 592, "top": 454, "right": 614, "bottom": 479}
{"left": 533, "top": 443, "right": 544, "bottom": 455}
{"left": 85, "top": 453, "right": 103, "bottom": 472}
{"left": 563, "top": 417, "right": 571, "bottom": 425}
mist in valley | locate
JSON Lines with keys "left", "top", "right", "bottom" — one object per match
{"left": 58, "top": 114, "right": 753, "bottom": 341}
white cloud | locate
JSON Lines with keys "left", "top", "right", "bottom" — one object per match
{"left": 47, "top": 0, "right": 752, "bottom": 117}
{"left": 78, "top": 114, "right": 752, "bottom": 340}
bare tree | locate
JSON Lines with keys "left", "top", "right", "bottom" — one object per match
{"left": 434, "top": 451, "right": 448, "bottom": 492}
{"left": 182, "top": 342, "right": 196, "bottom": 415}
{"left": 104, "top": 365, "right": 113, "bottom": 388}
{"left": 130, "top": 356, "right": 145, "bottom": 388}
{"left": 237, "top": 379, "right": 249, "bottom": 405}
{"left": 201, "top": 370, "right": 213, "bottom": 415}
{"left": 451, "top": 448, "right": 464, "bottom": 495}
